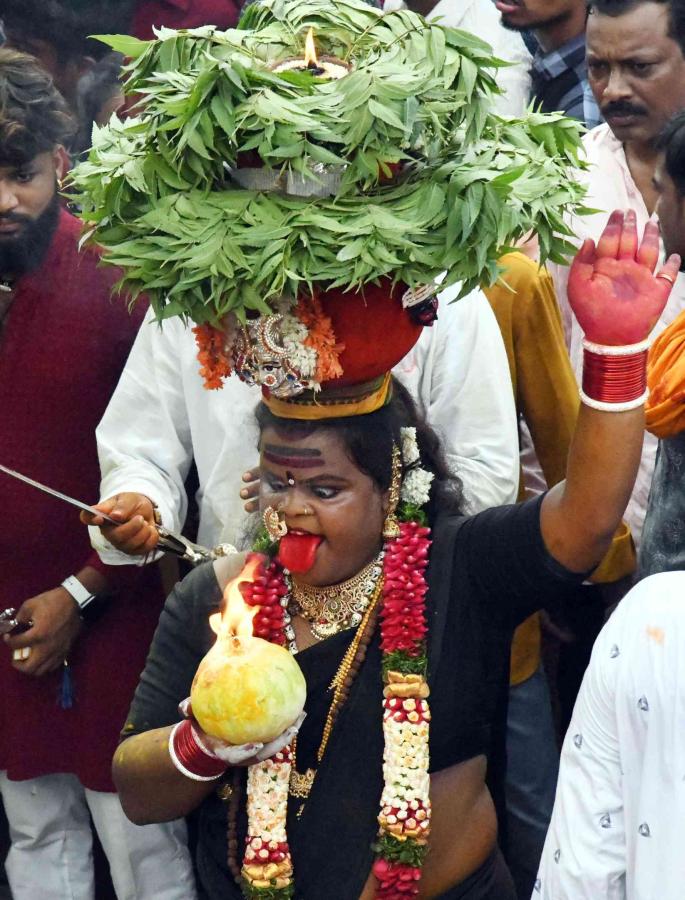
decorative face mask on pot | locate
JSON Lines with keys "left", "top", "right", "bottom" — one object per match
{"left": 232, "top": 313, "right": 309, "bottom": 398}
{"left": 259, "top": 426, "right": 388, "bottom": 587}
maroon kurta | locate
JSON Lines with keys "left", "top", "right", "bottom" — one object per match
{"left": 131, "top": 0, "right": 239, "bottom": 38}
{"left": 0, "top": 210, "right": 165, "bottom": 792}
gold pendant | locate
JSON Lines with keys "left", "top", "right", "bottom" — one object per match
{"left": 289, "top": 767, "right": 317, "bottom": 799}
{"left": 216, "top": 783, "right": 233, "bottom": 801}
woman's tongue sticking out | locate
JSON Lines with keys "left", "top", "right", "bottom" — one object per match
{"left": 258, "top": 426, "right": 387, "bottom": 587}
{"left": 277, "top": 532, "right": 323, "bottom": 574}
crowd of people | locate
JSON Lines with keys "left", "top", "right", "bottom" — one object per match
{"left": 1, "top": 0, "right": 685, "bottom": 899}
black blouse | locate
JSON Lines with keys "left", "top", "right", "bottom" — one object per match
{"left": 123, "top": 495, "right": 584, "bottom": 899}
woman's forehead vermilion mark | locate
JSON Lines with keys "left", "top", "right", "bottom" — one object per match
{"left": 262, "top": 443, "right": 325, "bottom": 469}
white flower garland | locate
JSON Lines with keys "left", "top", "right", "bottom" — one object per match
{"left": 243, "top": 752, "right": 294, "bottom": 890}
{"left": 379, "top": 698, "right": 431, "bottom": 837}
{"left": 399, "top": 427, "right": 434, "bottom": 506}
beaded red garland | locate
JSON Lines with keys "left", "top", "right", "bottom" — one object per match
{"left": 238, "top": 517, "right": 432, "bottom": 900}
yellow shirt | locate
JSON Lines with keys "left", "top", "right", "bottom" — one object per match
{"left": 484, "top": 253, "right": 635, "bottom": 686}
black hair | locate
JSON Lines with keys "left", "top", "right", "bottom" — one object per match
{"left": 255, "top": 377, "right": 464, "bottom": 522}
{"left": 0, "top": 48, "right": 75, "bottom": 165}
{"left": 657, "top": 109, "right": 685, "bottom": 195}
{"left": 588, "top": 0, "right": 685, "bottom": 54}
{"left": 73, "top": 52, "right": 124, "bottom": 155}
{"left": 0, "top": 1, "right": 134, "bottom": 63}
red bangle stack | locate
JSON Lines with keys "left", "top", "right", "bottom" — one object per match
{"left": 581, "top": 339, "right": 649, "bottom": 411}
{"left": 169, "top": 719, "right": 227, "bottom": 781}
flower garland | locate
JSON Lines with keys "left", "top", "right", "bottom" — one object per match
{"left": 192, "top": 323, "right": 232, "bottom": 390}
{"left": 239, "top": 565, "right": 296, "bottom": 898}
{"left": 374, "top": 519, "right": 431, "bottom": 898}
{"left": 296, "top": 294, "right": 344, "bottom": 385}
{"left": 235, "top": 429, "right": 432, "bottom": 899}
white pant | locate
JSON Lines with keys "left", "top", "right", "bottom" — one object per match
{"left": 0, "top": 772, "right": 198, "bottom": 900}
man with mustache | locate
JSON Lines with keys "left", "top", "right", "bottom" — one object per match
{"left": 550, "top": 0, "right": 685, "bottom": 555}
{"left": 0, "top": 49, "right": 197, "bottom": 899}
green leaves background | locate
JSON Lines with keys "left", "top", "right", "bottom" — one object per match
{"left": 70, "top": 0, "right": 588, "bottom": 325}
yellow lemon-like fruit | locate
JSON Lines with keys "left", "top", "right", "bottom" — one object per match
{"left": 190, "top": 635, "right": 306, "bottom": 745}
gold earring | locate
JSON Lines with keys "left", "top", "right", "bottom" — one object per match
{"left": 263, "top": 505, "right": 288, "bottom": 541}
{"left": 382, "top": 445, "right": 402, "bottom": 540}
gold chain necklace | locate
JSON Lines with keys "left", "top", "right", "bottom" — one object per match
{"left": 288, "top": 576, "right": 384, "bottom": 810}
{"left": 287, "top": 551, "right": 384, "bottom": 640}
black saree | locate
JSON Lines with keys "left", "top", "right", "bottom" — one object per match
{"left": 125, "top": 495, "right": 585, "bottom": 900}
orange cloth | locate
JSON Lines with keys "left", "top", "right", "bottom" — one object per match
{"left": 485, "top": 253, "right": 636, "bottom": 686}
{"left": 645, "top": 307, "right": 685, "bottom": 438}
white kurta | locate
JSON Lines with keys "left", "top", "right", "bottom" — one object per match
{"left": 549, "top": 124, "right": 685, "bottom": 546}
{"left": 91, "top": 286, "right": 519, "bottom": 563}
{"left": 535, "top": 570, "right": 685, "bottom": 899}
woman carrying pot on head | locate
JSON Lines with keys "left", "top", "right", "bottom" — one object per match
{"left": 111, "top": 210, "right": 678, "bottom": 900}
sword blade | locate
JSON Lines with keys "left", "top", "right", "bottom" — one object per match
{"left": 0, "top": 463, "right": 118, "bottom": 525}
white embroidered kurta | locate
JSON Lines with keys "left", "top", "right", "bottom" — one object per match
{"left": 92, "top": 286, "right": 519, "bottom": 562}
{"left": 535, "top": 570, "right": 685, "bottom": 899}
{"left": 549, "top": 124, "right": 685, "bottom": 546}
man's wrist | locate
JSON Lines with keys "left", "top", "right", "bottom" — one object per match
{"left": 60, "top": 576, "right": 97, "bottom": 618}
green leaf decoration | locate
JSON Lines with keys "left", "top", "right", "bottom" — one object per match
{"left": 252, "top": 525, "right": 279, "bottom": 558}
{"left": 373, "top": 833, "right": 429, "bottom": 867}
{"left": 240, "top": 879, "right": 294, "bottom": 900}
{"left": 91, "top": 33, "right": 152, "bottom": 59}
{"left": 71, "top": 0, "right": 587, "bottom": 326}
{"left": 398, "top": 502, "right": 428, "bottom": 526}
{"left": 382, "top": 649, "right": 428, "bottom": 680}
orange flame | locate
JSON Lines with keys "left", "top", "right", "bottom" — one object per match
{"left": 304, "top": 27, "right": 318, "bottom": 67}
{"left": 209, "top": 556, "right": 262, "bottom": 640}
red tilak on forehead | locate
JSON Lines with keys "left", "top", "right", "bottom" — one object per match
{"left": 262, "top": 443, "right": 325, "bottom": 469}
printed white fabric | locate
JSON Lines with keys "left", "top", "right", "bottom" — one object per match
{"left": 91, "top": 286, "right": 519, "bottom": 564}
{"left": 549, "top": 124, "right": 685, "bottom": 546}
{"left": 535, "top": 571, "right": 685, "bottom": 899}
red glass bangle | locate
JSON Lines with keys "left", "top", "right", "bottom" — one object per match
{"left": 170, "top": 719, "right": 226, "bottom": 781}
{"left": 581, "top": 340, "right": 648, "bottom": 410}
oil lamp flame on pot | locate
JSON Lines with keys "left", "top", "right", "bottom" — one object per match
{"left": 272, "top": 26, "right": 351, "bottom": 80}
{"left": 191, "top": 557, "right": 306, "bottom": 746}
{"left": 304, "top": 27, "right": 318, "bottom": 68}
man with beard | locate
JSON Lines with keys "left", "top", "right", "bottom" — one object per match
{"left": 0, "top": 50, "right": 197, "bottom": 899}
{"left": 534, "top": 115, "right": 685, "bottom": 899}
{"left": 497, "top": 0, "right": 601, "bottom": 127}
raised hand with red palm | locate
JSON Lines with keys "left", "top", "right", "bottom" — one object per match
{"left": 568, "top": 209, "right": 680, "bottom": 347}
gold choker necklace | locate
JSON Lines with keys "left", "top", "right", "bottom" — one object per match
{"left": 288, "top": 551, "right": 384, "bottom": 640}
